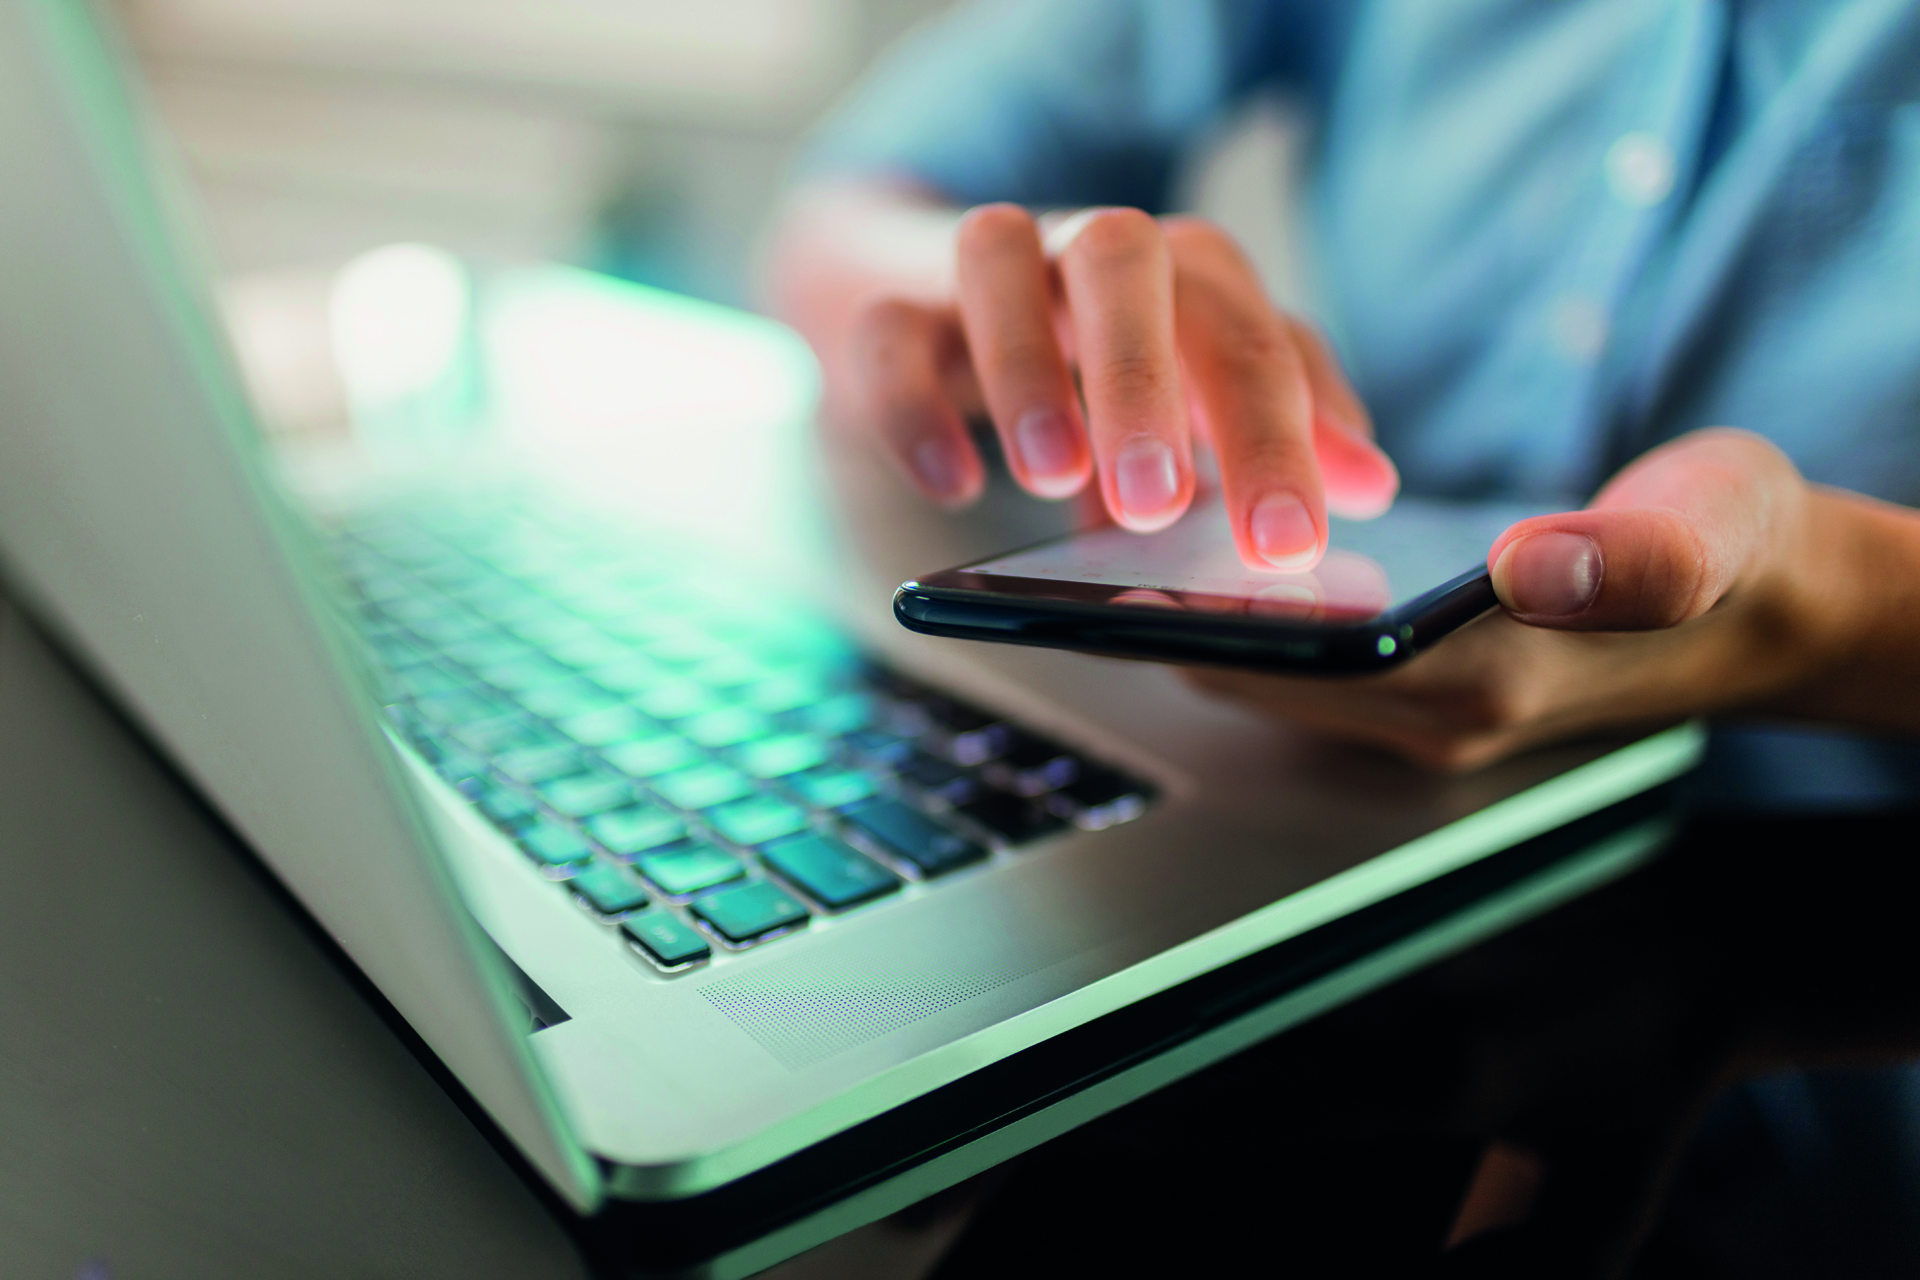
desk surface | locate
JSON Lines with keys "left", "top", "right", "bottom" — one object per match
{"left": 0, "top": 599, "right": 589, "bottom": 1279}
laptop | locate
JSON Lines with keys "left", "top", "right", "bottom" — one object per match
{"left": 0, "top": 2, "right": 1702, "bottom": 1275}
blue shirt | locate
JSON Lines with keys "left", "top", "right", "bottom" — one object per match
{"left": 806, "top": 0, "right": 1920, "bottom": 810}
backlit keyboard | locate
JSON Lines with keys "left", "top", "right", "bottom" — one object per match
{"left": 320, "top": 502, "right": 1153, "bottom": 973}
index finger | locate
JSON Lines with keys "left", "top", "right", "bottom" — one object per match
{"left": 953, "top": 204, "right": 1092, "bottom": 499}
{"left": 1053, "top": 208, "right": 1195, "bottom": 532}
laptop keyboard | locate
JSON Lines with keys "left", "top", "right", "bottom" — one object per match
{"left": 320, "top": 503, "right": 1154, "bottom": 973}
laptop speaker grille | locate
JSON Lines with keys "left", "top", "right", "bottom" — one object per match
{"left": 699, "top": 952, "right": 1061, "bottom": 1070}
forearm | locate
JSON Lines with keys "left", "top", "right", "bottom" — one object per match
{"left": 1763, "top": 486, "right": 1920, "bottom": 733}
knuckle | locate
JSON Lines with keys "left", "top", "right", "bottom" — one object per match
{"left": 983, "top": 337, "right": 1062, "bottom": 385}
{"left": 1207, "top": 312, "right": 1295, "bottom": 379}
{"left": 1164, "top": 216, "right": 1258, "bottom": 280}
{"left": 957, "top": 203, "right": 1036, "bottom": 254}
{"left": 1091, "top": 347, "right": 1175, "bottom": 401}
{"left": 853, "top": 295, "right": 924, "bottom": 343}
{"left": 850, "top": 304, "right": 936, "bottom": 386}
{"left": 1664, "top": 517, "right": 1719, "bottom": 623}
{"left": 1426, "top": 682, "right": 1527, "bottom": 736}
{"left": 1160, "top": 214, "right": 1231, "bottom": 252}
{"left": 1064, "top": 207, "right": 1163, "bottom": 266}
{"left": 1698, "top": 424, "right": 1789, "bottom": 469}
{"left": 1410, "top": 736, "right": 1494, "bottom": 775}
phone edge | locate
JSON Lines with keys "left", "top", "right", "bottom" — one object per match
{"left": 893, "top": 569, "right": 1499, "bottom": 674}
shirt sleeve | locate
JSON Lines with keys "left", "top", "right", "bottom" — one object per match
{"left": 799, "top": 0, "right": 1340, "bottom": 212}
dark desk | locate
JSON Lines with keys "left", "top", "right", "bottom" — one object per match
{"left": 0, "top": 600, "right": 589, "bottom": 1278}
{"left": 930, "top": 807, "right": 1920, "bottom": 1279}
{"left": 7, "top": 586, "right": 1915, "bottom": 1280}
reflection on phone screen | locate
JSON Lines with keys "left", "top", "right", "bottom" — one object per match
{"left": 960, "top": 498, "right": 1556, "bottom": 622}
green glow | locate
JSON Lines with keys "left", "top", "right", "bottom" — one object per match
{"left": 479, "top": 263, "right": 831, "bottom": 588}
{"left": 331, "top": 243, "right": 481, "bottom": 447}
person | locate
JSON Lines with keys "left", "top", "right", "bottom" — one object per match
{"left": 765, "top": 0, "right": 1920, "bottom": 793}
{"left": 755, "top": 1, "right": 1920, "bottom": 1272}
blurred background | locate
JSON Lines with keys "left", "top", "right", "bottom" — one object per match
{"left": 117, "top": 0, "right": 1308, "bottom": 441}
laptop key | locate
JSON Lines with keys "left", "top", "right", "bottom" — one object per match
{"left": 741, "top": 672, "right": 829, "bottom": 713}
{"left": 494, "top": 744, "right": 582, "bottom": 787}
{"left": 918, "top": 702, "right": 1012, "bottom": 766}
{"left": 405, "top": 612, "right": 492, "bottom": 647}
{"left": 982, "top": 733, "right": 1080, "bottom": 796}
{"left": 954, "top": 791, "right": 1070, "bottom": 845}
{"left": 1046, "top": 767, "right": 1153, "bottom": 830}
{"left": 569, "top": 862, "right": 649, "bottom": 917}
{"left": 786, "top": 766, "right": 877, "bottom": 810}
{"left": 536, "top": 771, "right": 634, "bottom": 819}
{"left": 585, "top": 803, "right": 687, "bottom": 856}
{"left": 687, "top": 652, "right": 767, "bottom": 689}
{"left": 449, "top": 713, "right": 546, "bottom": 756}
{"left": 516, "top": 819, "right": 594, "bottom": 874}
{"left": 843, "top": 729, "right": 913, "bottom": 765}
{"left": 635, "top": 842, "right": 746, "bottom": 897}
{"left": 515, "top": 679, "right": 616, "bottom": 721}
{"left": 762, "top": 832, "right": 899, "bottom": 909}
{"left": 415, "top": 688, "right": 515, "bottom": 727}
{"left": 793, "top": 691, "right": 873, "bottom": 735}
{"left": 842, "top": 799, "right": 987, "bottom": 877}
{"left": 478, "top": 656, "right": 574, "bottom": 693}
{"left": 621, "top": 911, "right": 710, "bottom": 968}
{"left": 453, "top": 579, "right": 540, "bottom": 620}
{"left": 680, "top": 706, "right": 773, "bottom": 749}
{"left": 705, "top": 794, "right": 809, "bottom": 846}
{"left": 368, "top": 634, "right": 431, "bottom": 670}
{"left": 557, "top": 706, "right": 652, "bottom": 747}
{"left": 644, "top": 629, "right": 728, "bottom": 665}
{"left": 896, "top": 751, "right": 980, "bottom": 804}
{"left": 588, "top": 657, "right": 671, "bottom": 694}
{"left": 635, "top": 679, "right": 725, "bottom": 721}
{"left": 601, "top": 734, "right": 701, "bottom": 779}
{"left": 392, "top": 662, "right": 465, "bottom": 697}
{"left": 546, "top": 631, "right": 634, "bottom": 669}
{"left": 442, "top": 634, "right": 533, "bottom": 669}
{"left": 651, "top": 761, "right": 755, "bottom": 811}
{"left": 419, "top": 740, "right": 487, "bottom": 784}
{"left": 692, "top": 881, "right": 809, "bottom": 944}
{"left": 506, "top": 614, "right": 594, "bottom": 649}
{"left": 466, "top": 780, "right": 539, "bottom": 830}
{"left": 733, "top": 732, "right": 829, "bottom": 779}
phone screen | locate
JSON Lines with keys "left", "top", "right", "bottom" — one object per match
{"left": 953, "top": 497, "right": 1555, "bottom": 623}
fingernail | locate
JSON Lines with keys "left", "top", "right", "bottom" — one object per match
{"left": 911, "top": 437, "right": 968, "bottom": 504}
{"left": 1494, "top": 532, "right": 1602, "bottom": 617}
{"left": 1249, "top": 491, "right": 1321, "bottom": 569}
{"left": 1114, "top": 435, "right": 1181, "bottom": 527}
{"left": 1014, "top": 408, "right": 1083, "bottom": 496}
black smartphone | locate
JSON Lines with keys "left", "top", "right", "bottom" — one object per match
{"left": 894, "top": 497, "right": 1556, "bottom": 673}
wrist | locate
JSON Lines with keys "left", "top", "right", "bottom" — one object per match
{"left": 1751, "top": 484, "right": 1912, "bottom": 724}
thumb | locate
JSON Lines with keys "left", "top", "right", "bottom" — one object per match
{"left": 1487, "top": 429, "right": 1803, "bottom": 631}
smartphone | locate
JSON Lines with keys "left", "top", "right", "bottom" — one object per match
{"left": 894, "top": 497, "right": 1556, "bottom": 673}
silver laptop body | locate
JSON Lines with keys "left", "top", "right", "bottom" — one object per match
{"left": 0, "top": 3, "right": 1701, "bottom": 1273}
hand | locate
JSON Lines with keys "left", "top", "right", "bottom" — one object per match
{"left": 1186, "top": 429, "right": 1858, "bottom": 770}
{"left": 823, "top": 197, "right": 1399, "bottom": 568}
